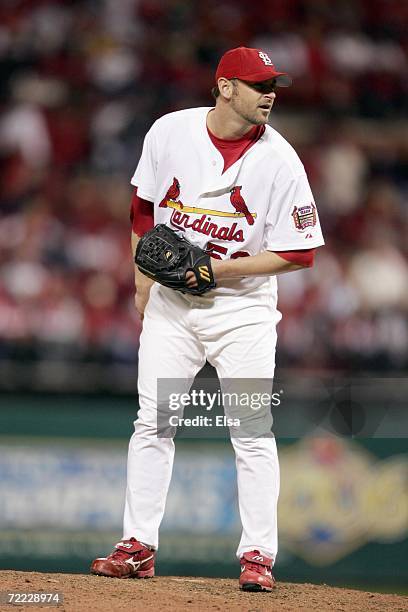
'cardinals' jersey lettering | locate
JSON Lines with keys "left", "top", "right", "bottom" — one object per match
{"left": 131, "top": 107, "right": 324, "bottom": 296}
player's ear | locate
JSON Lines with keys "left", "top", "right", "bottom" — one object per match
{"left": 217, "top": 78, "right": 235, "bottom": 100}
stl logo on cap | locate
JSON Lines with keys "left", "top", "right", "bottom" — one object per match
{"left": 258, "top": 51, "right": 273, "bottom": 66}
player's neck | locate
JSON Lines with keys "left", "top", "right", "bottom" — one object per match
{"left": 207, "top": 107, "right": 255, "bottom": 140}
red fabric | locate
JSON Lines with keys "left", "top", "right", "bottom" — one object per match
{"left": 215, "top": 47, "right": 290, "bottom": 84}
{"left": 275, "top": 248, "right": 316, "bottom": 267}
{"left": 207, "top": 124, "right": 265, "bottom": 173}
{"left": 130, "top": 187, "right": 154, "bottom": 235}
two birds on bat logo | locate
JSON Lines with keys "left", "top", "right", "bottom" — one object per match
{"left": 291, "top": 202, "right": 317, "bottom": 231}
{"left": 159, "top": 177, "right": 255, "bottom": 226}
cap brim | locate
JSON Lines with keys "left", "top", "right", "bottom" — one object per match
{"left": 239, "top": 71, "right": 292, "bottom": 87}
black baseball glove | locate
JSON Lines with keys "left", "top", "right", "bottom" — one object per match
{"left": 135, "top": 224, "right": 216, "bottom": 295}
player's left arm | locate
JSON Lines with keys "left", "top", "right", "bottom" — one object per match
{"left": 186, "top": 249, "right": 315, "bottom": 287}
{"left": 213, "top": 247, "right": 316, "bottom": 278}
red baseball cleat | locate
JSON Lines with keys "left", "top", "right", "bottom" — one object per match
{"left": 90, "top": 537, "right": 155, "bottom": 579}
{"left": 239, "top": 550, "right": 276, "bottom": 592}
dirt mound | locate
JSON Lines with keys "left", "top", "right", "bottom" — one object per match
{"left": 0, "top": 571, "right": 407, "bottom": 612}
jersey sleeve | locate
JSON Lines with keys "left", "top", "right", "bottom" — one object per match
{"left": 274, "top": 248, "right": 316, "bottom": 267}
{"left": 130, "top": 124, "right": 158, "bottom": 201}
{"left": 130, "top": 187, "right": 154, "bottom": 235}
{"left": 264, "top": 170, "right": 325, "bottom": 251}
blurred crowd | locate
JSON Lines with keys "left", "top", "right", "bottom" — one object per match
{"left": 0, "top": 0, "right": 407, "bottom": 385}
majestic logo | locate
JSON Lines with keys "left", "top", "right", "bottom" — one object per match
{"left": 291, "top": 203, "right": 317, "bottom": 231}
{"left": 258, "top": 51, "right": 273, "bottom": 66}
{"left": 158, "top": 179, "right": 256, "bottom": 242}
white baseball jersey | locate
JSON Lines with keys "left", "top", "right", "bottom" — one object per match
{"left": 131, "top": 107, "right": 324, "bottom": 297}
{"left": 124, "top": 106, "right": 324, "bottom": 562}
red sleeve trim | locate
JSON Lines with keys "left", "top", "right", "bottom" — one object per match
{"left": 273, "top": 248, "right": 316, "bottom": 267}
{"left": 130, "top": 187, "right": 154, "bottom": 235}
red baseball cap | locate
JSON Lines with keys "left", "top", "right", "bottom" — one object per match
{"left": 215, "top": 46, "right": 292, "bottom": 87}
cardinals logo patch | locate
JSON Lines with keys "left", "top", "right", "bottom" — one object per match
{"left": 229, "top": 186, "right": 255, "bottom": 226}
{"left": 292, "top": 203, "right": 317, "bottom": 231}
{"left": 159, "top": 177, "right": 182, "bottom": 208}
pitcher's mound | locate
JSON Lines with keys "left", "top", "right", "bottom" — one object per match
{"left": 0, "top": 571, "right": 407, "bottom": 611}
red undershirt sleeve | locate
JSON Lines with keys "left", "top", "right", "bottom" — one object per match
{"left": 130, "top": 187, "right": 154, "bottom": 235}
{"left": 273, "top": 249, "right": 316, "bottom": 267}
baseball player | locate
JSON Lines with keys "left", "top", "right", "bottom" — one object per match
{"left": 91, "top": 46, "right": 324, "bottom": 591}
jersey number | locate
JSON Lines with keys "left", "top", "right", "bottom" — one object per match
{"left": 206, "top": 241, "right": 250, "bottom": 260}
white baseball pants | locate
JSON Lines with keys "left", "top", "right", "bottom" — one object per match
{"left": 123, "top": 283, "right": 280, "bottom": 562}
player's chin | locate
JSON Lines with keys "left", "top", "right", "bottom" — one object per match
{"left": 255, "top": 108, "right": 271, "bottom": 123}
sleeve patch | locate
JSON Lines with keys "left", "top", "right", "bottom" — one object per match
{"left": 291, "top": 202, "right": 317, "bottom": 231}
